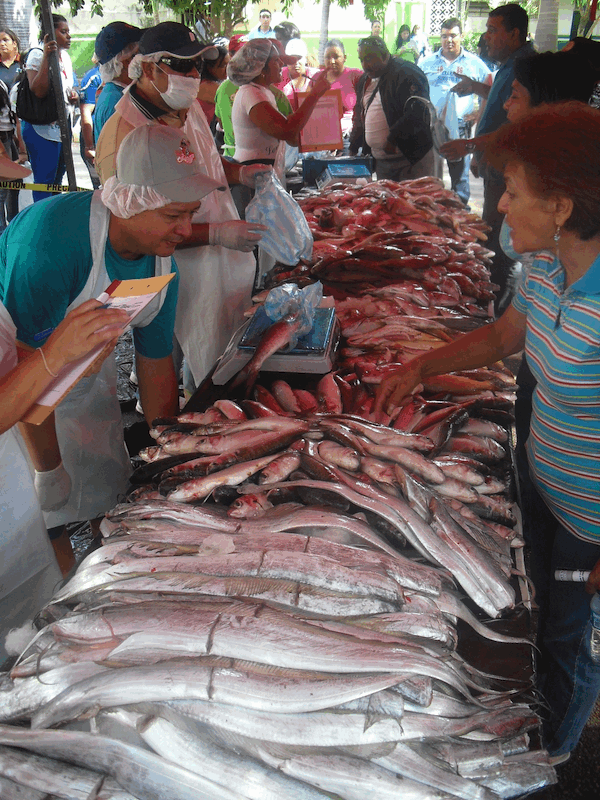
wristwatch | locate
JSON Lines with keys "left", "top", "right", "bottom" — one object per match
{"left": 464, "top": 140, "right": 477, "bottom": 152}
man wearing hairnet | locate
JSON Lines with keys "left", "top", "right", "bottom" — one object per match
{"left": 0, "top": 125, "right": 225, "bottom": 536}
{"left": 96, "top": 22, "right": 270, "bottom": 389}
{"left": 93, "top": 21, "right": 143, "bottom": 142}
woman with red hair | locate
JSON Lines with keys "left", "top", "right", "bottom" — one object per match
{"left": 376, "top": 101, "right": 600, "bottom": 765}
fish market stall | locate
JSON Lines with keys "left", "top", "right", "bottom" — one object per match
{"left": 0, "top": 178, "right": 558, "bottom": 800}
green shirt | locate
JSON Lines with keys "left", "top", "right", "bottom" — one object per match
{"left": 214, "top": 79, "right": 292, "bottom": 158}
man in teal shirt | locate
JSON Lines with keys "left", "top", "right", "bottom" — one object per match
{"left": 93, "top": 21, "right": 142, "bottom": 142}
{"left": 0, "top": 125, "right": 224, "bottom": 532}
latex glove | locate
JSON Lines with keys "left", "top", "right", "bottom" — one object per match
{"left": 34, "top": 461, "right": 72, "bottom": 512}
{"left": 209, "top": 221, "right": 267, "bottom": 252}
{"left": 238, "top": 163, "right": 273, "bottom": 188}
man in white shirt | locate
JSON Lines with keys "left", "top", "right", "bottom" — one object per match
{"left": 419, "top": 17, "right": 490, "bottom": 205}
{"left": 349, "top": 37, "right": 434, "bottom": 182}
{"left": 248, "top": 10, "right": 275, "bottom": 40}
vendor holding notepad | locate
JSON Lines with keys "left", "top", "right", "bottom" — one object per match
{"left": 0, "top": 125, "right": 225, "bottom": 537}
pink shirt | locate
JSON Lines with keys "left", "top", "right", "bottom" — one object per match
{"left": 313, "top": 66, "right": 363, "bottom": 116}
{"left": 282, "top": 74, "right": 315, "bottom": 111}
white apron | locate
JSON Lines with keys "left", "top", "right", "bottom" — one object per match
{"left": 114, "top": 92, "right": 255, "bottom": 386}
{"left": 0, "top": 303, "right": 62, "bottom": 659}
{"left": 44, "top": 192, "right": 172, "bottom": 528}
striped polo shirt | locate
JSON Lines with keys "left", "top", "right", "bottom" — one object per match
{"left": 514, "top": 251, "right": 600, "bottom": 543}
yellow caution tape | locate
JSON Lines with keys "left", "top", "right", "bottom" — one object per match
{"left": 0, "top": 180, "right": 88, "bottom": 193}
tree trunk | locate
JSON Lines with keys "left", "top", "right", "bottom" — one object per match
{"left": 318, "top": 0, "right": 331, "bottom": 66}
{"left": 535, "top": 0, "right": 560, "bottom": 52}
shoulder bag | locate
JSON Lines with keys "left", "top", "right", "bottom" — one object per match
{"left": 15, "top": 49, "right": 58, "bottom": 125}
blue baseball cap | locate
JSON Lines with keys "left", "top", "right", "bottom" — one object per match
{"left": 95, "top": 22, "right": 143, "bottom": 65}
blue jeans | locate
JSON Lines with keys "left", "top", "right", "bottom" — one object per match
{"left": 533, "top": 522, "right": 600, "bottom": 756}
{"left": 21, "top": 121, "right": 67, "bottom": 203}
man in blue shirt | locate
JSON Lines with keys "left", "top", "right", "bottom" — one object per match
{"left": 451, "top": 3, "right": 534, "bottom": 312}
{"left": 248, "top": 9, "right": 274, "bottom": 40}
{"left": 419, "top": 17, "right": 490, "bottom": 205}
{"left": 79, "top": 60, "right": 102, "bottom": 188}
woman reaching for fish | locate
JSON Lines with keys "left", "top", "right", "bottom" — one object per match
{"left": 376, "top": 102, "right": 600, "bottom": 765}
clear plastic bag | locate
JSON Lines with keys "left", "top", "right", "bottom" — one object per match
{"left": 264, "top": 281, "right": 323, "bottom": 350}
{"left": 246, "top": 171, "right": 313, "bottom": 266}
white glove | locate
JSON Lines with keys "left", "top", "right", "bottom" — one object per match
{"left": 239, "top": 163, "right": 273, "bottom": 188}
{"left": 34, "top": 461, "right": 72, "bottom": 512}
{"left": 209, "top": 221, "right": 264, "bottom": 252}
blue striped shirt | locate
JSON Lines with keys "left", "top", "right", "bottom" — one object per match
{"left": 514, "top": 252, "right": 600, "bottom": 543}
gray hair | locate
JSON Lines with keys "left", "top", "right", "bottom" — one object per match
{"left": 99, "top": 41, "right": 139, "bottom": 83}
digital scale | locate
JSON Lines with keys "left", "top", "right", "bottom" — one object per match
{"left": 212, "top": 306, "right": 339, "bottom": 386}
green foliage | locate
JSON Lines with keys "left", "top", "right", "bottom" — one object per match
{"left": 362, "top": 0, "right": 390, "bottom": 24}
{"left": 461, "top": 30, "right": 482, "bottom": 54}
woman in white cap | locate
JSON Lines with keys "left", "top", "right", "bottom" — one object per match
{"left": 0, "top": 125, "right": 225, "bottom": 561}
{"left": 281, "top": 39, "right": 316, "bottom": 111}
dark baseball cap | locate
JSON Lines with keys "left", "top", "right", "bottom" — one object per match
{"left": 95, "top": 22, "right": 143, "bottom": 65}
{"left": 139, "top": 21, "right": 218, "bottom": 60}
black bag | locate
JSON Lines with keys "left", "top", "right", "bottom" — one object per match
{"left": 15, "top": 50, "right": 57, "bottom": 125}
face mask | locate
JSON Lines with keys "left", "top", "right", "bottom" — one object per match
{"left": 153, "top": 67, "right": 200, "bottom": 110}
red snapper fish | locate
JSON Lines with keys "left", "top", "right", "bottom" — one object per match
{"left": 230, "top": 312, "right": 303, "bottom": 397}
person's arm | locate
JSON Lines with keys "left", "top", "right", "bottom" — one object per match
{"left": 3, "top": 300, "right": 126, "bottom": 436}
{"left": 439, "top": 133, "right": 490, "bottom": 161}
{"left": 452, "top": 74, "right": 490, "bottom": 100}
{"left": 80, "top": 102, "right": 95, "bottom": 163}
{"left": 375, "top": 304, "right": 527, "bottom": 416}
{"left": 27, "top": 36, "right": 54, "bottom": 98}
{"left": 248, "top": 72, "right": 331, "bottom": 145}
{"left": 15, "top": 120, "right": 27, "bottom": 163}
{"left": 136, "top": 352, "right": 179, "bottom": 425}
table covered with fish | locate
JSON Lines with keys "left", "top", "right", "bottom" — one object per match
{"left": 0, "top": 176, "right": 558, "bottom": 800}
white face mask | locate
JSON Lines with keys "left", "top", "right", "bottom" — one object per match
{"left": 153, "top": 67, "right": 200, "bottom": 110}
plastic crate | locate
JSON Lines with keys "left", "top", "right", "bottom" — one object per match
{"left": 301, "top": 156, "right": 374, "bottom": 186}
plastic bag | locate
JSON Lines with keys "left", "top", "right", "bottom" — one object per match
{"left": 246, "top": 171, "right": 313, "bottom": 265}
{"left": 441, "top": 91, "right": 460, "bottom": 142}
{"left": 264, "top": 281, "right": 323, "bottom": 350}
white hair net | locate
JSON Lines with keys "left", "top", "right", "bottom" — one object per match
{"left": 101, "top": 175, "right": 172, "bottom": 219}
{"left": 99, "top": 41, "right": 139, "bottom": 84}
{"left": 128, "top": 51, "right": 164, "bottom": 81}
{"left": 227, "top": 39, "right": 275, "bottom": 87}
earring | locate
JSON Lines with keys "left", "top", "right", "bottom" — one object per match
{"left": 553, "top": 225, "right": 561, "bottom": 243}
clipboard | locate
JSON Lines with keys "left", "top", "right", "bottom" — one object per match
{"left": 297, "top": 89, "right": 344, "bottom": 153}
{"left": 21, "top": 274, "right": 175, "bottom": 425}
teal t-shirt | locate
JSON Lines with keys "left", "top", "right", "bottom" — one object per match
{"left": 93, "top": 81, "right": 125, "bottom": 143}
{"left": 0, "top": 192, "right": 179, "bottom": 359}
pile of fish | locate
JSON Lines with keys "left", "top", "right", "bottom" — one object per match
{"left": 266, "top": 178, "right": 495, "bottom": 300}
{"left": 0, "top": 394, "right": 555, "bottom": 798}
{"left": 0, "top": 178, "right": 557, "bottom": 799}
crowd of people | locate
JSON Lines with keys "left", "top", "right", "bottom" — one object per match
{"left": 0, "top": 2, "right": 600, "bottom": 779}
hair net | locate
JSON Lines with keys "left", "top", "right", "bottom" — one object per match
{"left": 99, "top": 41, "right": 139, "bottom": 84}
{"left": 128, "top": 51, "right": 164, "bottom": 81}
{"left": 101, "top": 175, "right": 172, "bottom": 219}
{"left": 227, "top": 38, "right": 275, "bottom": 86}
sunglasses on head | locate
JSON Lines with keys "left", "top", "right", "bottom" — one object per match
{"left": 159, "top": 56, "right": 200, "bottom": 75}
